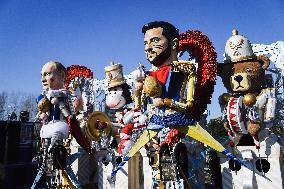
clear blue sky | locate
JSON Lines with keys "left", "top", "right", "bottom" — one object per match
{"left": 0, "top": 0, "right": 283, "bottom": 119}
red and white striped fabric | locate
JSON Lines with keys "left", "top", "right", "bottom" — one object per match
{"left": 115, "top": 108, "right": 147, "bottom": 155}
{"left": 227, "top": 97, "right": 248, "bottom": 135}
{"left": 227, "top": 96, "right": 260, "bottom": 148}
{"left": 115, "top": 108, "right": 147, "bottom": 130}
{"left": 252, "top": 134, "right": 260, "bottom": 149}
{"left": 118, "top": 123, "right": 134, "bottom": 155}
{"left": 133, "top": 111, "right": 147, "bottom": 130}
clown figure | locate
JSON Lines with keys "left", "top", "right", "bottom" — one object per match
{"left": 104, "top": 62, "right": 147, "bottom": 155}
{"left": 94, "top": 62, "right": 147, "bottom": 189}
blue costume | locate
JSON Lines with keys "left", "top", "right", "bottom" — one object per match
{"left": 146, "top": 63, "right": 196, "bottom": 130}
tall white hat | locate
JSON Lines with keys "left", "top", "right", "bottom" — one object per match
{"left": 104, "top": 62, "right": 126, "bottom": 88}
{"left": 224, "top": 29, "right": 256, "bottom": 63}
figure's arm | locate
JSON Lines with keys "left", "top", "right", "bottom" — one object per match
{"left": 263, "top": 88, "right": 276, "bottom": 122}
{"left": 153, "top": 74, "right": 194, "bottom": 111}
{"left": 162, "top": 98, "right": 193, "bottom": 111}
{"left": 133, "top": 64, "right": 146, "bottom": 109}
{"left": 37, "top": 94, "right": 50, "bottom": 122}
{"left": 50, "top": 90, "right": 71, "bottom": 119}
{"left": 153, "top": 61, "right": 195, "bottom": 111}
{"left": 48, "top": 89, "right": 67, "bottom": 98}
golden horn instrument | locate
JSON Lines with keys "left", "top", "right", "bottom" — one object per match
{"left": 85, "top": 111, "right": 112, "bottom": 141}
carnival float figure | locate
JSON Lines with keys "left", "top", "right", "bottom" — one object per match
{"left": 32, "top": 61, "right": 72, "bottom": 188}
{"left": 38, "top": 61, "right": 70, "bottom": 145}
{"left": 90, "top": 62, "right": 147, "bottom": 189}
{"left": 104, "top": 62, "right": 147, "bottom": 155}
{"left": 64, "top": 65, "right": 98, "bottom": 187}
{"left": 111, "top": 21, "right": 245, "bottom": 188}
{"left": 32, "top": 63, "right": 95, "bottom": 189}
{"left": 218, "top": 30, "right": 284, "bottom": 189}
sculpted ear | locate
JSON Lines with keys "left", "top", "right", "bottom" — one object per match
{"left": 257, "top": 55, "right": 270, "bottom": 70}
{"left": 172, "top": 38, "right": 178, "bottom": 50}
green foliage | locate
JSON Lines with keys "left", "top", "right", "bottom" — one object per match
{"left": 207, "top": 117, "right": 228, "bottom": 142}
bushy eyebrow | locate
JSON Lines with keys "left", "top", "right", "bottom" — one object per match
{"left": 144, "top": 36, "right": 161, "bottom": 45}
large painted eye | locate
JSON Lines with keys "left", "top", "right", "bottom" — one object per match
{"left": 116, "top": 91, "right": 123, "bottom": 95}
{"left": 151, "top": 37, "right": 160, "bottom": 43}
{"left": 153, "top": 39, "right": 159, "bottom": 43}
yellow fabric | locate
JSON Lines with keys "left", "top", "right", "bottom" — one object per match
{"left": 187, "top": 75, "right": 195, "bottom": 102}
{"left": 127, "top": 129, "right": 159, "bottom": 157}
{"left": 61, "top": 170, "right": 76, "bottom": 189}
{"left": 177, "top": 124, "right": 225, "bottom": 152}
{"left": 127, "top": 124, "right": 225, "bottom": 158}
{"left": 159, "top": 181, "right": 165, "bottom": 189}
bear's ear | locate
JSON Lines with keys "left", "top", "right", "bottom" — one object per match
{"left": 257, "top": 55, "right": 270, "bottom": 70}
{"left": 217, "top": 63, "right": 224, "bottom": 76}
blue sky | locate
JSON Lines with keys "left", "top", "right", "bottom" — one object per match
{"left": 0, "top": 0, "right": 283, "bottom": 119}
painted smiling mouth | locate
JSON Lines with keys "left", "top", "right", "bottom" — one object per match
{"left": 110, "top": 100, "right": 121, "bottom": 108}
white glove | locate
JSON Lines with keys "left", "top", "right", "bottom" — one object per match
{"left": 115, "top": 110, "right": 134, "bottom": 126}
{"left": 132, "top": 67, "right": 145, "bottom": 81}
{"left": 123, "top": 110, "right": 134, "bottom": 125}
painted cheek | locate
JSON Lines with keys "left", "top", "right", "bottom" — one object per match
{"left": 156, "top": 43, "right": 166, "bottom": 54}
{"left": 156, "top": 48, "right": 163, "bottom": 55}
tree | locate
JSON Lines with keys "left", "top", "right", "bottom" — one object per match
{"left": 19, "top": 93, "right": 37, "bottom": 121}
{"left": 272, "top": 70, "right": 284, "bottom": 136}
{"left": 0, "top": 91, "right": 37, "bottom": 121}
{"left": 0, "top": 91, "right": 7, "bottom": 120}
{"left": 207, "top": 117, "right": 228, "bottom": 144}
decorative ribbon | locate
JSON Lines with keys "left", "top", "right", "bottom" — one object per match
{"left": 111, "top": 130, "right": 159, "bottom": 178}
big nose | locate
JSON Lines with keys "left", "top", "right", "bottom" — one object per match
{"left": 234, "top": 75, "right": 243, "bottom": 83}
{"left": 145, "top": 43, "right": 153, "bottom": 52}
{"left": 41, "top": 75, "right": 46, "bottom": 83}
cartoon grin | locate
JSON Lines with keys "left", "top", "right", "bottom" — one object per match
{"left": 109, "top": 99, "right": 122, "bottom": 108}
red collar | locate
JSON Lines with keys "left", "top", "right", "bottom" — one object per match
{"left": 149, "top": 65, "right": 171, "bottom": 85}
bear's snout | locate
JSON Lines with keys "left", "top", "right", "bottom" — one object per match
{"left": 234, "top": 75, "right": 243, "bottom": 83}
{"left": 230, "top": 73, "right": 250, "bottom": 92}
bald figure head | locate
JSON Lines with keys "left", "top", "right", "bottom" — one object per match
{"left": 41, "top": 61, "right": 66, "bottom": 91}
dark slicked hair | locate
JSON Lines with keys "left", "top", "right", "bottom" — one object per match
{"left": 142, "top": 21, "right": 179, "bottom": 42}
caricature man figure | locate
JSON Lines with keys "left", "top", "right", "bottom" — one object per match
{"left": 140, "top": 21, "right": 195, "bottom": 129}
{"left": 112, "top": 21, "right": 219, "bottom": 189}
{"left": 37, "top": 61, "right": 70, "bottom": 146}
{"left": 135, "top": 21, "right": 200, "bottom": 188}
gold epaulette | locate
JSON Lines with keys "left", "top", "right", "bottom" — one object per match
{"left": 172, "top": 60, "right": 195, "bottom": 74}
